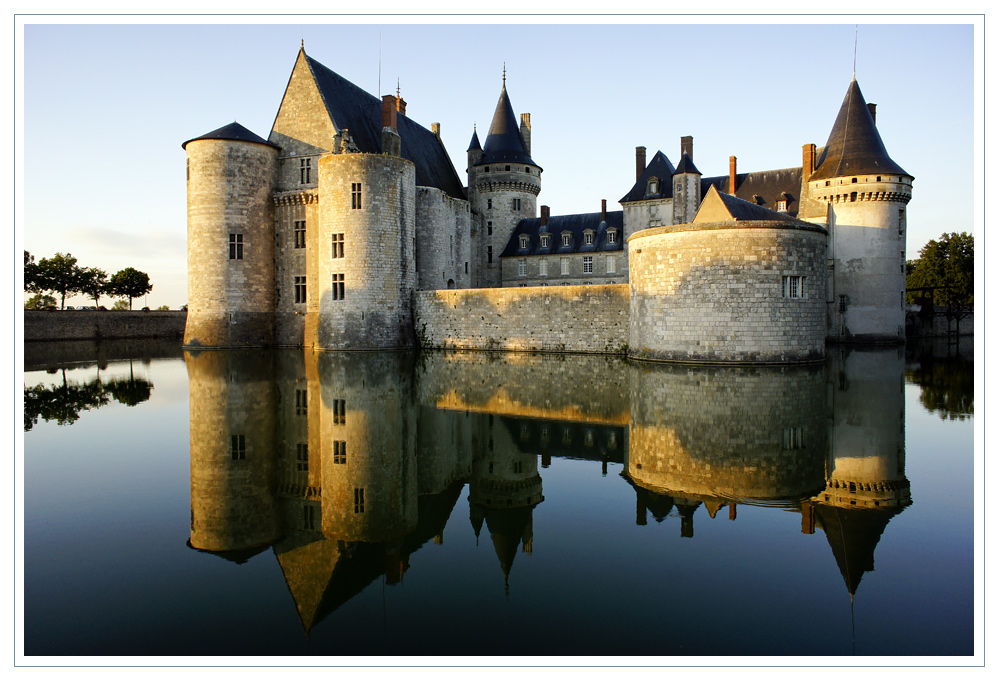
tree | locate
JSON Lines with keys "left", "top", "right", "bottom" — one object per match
{"left": 112, "top": 299, "right": 131, "bottom": 310}
{"left": 36, "top": 252, "right": 86, "bottom": 310}
{"left": 25, "top": 293, "right": 57, "bottom": 310}
{"left": 24, "top": 251, "right": 42, "bottom": 293}
{"left": 906, "top": 232, "right": 974, "bottom": 308}
{"left": 107, "top": 268, "right": 153, "bottom": 310}
{"left": 78, "top": 267, "right": 109, "bottom": 308}
{"left": 156, "top": 305, "right": 170, "bottom": 311}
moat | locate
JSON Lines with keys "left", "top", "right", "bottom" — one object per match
{"left": 22, "top": 340, "right": 974, "bottom": 658}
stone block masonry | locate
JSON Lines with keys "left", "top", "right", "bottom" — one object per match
{"left": 415, "top": 284, "right": 629, "bottom": 354}
{"left": 24, "top": 310, "right": 187, "bottom": 342}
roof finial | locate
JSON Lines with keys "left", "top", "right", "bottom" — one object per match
{"left": 397, "top": 78, "right": 400, "bottom": 100}
{"left": 853, "top": 25, "right": 858, "bottom": 79}
{"left": 301, "top": 38, "right": 304, "bottom": 50}
{"left": 502, "top": 62, "right": 506, "bottom": 87}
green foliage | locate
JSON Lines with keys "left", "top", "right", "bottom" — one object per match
{"left": 108, "top": 268, "right": 152, "bottom": 310}
{"left": 24, "top": 251, "right": 42, "bottom": 293}
{"left": 24, "top": 369, "right": 153, "bottom": 431}
{"left": 78, "top": 267, "right": 109, "bottom": 307}
{"left": 156, "top": 305, "right": 170, "bottom": 311}
{"left": 35, "top": 252, "right": 86, "bottom": 309}
{"left": 906, "top": 232, "right": 974, "bottom": 308}
{"left": 25, "top": 293, "right": 57, "bottom": 310}
{"left": 111, "top": 299, "right": 130, "bottom": 310}
{"left": 906, "top": 356, "right": 973, "bottom": 421}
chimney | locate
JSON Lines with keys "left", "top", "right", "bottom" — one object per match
{"left": 867, "top": 102, "right": 877, "bottom": 124}
{"left": 680, "top": 135, "right": 693, "bottom": 159}
{"left": 397, "top": 96, "right": 407, "bottom": 116}
{"left": 431, "top": 122, "right": 441, "bottom": 140}
{"left": 729, "top": 156, "right": 737, "bottom": 194}
{"left": 381, "top": 95, "right": 398, "bottom": 130}
{"left": 541, "top": 205, "right": 549, "bottom": 227}
{"left": 802, "top": 143, "right": 816, "bottom": 177}
{"left": 601, "top": 199, "right": 607, "bottom": 222}
{"left": 520, "top": 113, "right": 532, "bottom": 156}
{"left": 636, "top": 146, "right": 646, "bottom": 181}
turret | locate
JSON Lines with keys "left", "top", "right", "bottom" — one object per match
{"left": 671, "top": 136, "right": 702, "bottom": 225}
{"left": 182, "top": 122, "right": 279, "bottom": 347}
{"left": 801, "top": 79, "right": 913, "bottom": 343}
{"left": 469, "top": 72, "right": 542, "bottom": 287}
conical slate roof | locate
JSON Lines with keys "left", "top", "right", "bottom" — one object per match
{"left": 468, "top": 128, "right": 482, "bottom": 152}
{"left": 674, "top": 151, "right": 701, "bottom": 176}
{"left": 479, "top": 84, "right": 537, "bottom": 167}
{"left": 809, "top": 79, "right": 910, "bottom": 181}
{"left": 182, "top": 121, "right": 278, "bottom": 150}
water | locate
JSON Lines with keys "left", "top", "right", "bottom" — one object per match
{"left": 21, "top": 340, "right": 975, "bottom": 659}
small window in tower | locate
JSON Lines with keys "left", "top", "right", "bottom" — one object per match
{"left": 487, "top": 199, "right": 492, "bottom": 209}
{"left": 839, "top": 295, "right": 848, "bottom": 313}
{"left": 294, "top": 220, "right": 306, "bottom": 248}
{"left": 333, "top": 399, "right": 345, "bottom": 425}
{"left": 487, "top": 246, "right": 493, "bottom": 263}
{"left": 296, "top": 443, "right": 308, "bottom": 471}
{"left": 901, "top": 251, "right": 906, "bottom": 274}
{"left": 852, "top": 177, "right": 858, "bottom": 183}
{"left": 294, "top": 275, "right": 306, "bottom": 304}
{"left": 877, "top": 176, "right": 882, "bottom": 182}
{"left": 505, "top": 165, "right": 511, "bottom": 171}
{"left": 519, "top": 235, "right": 529, "bottom": 249}
{"left": 850, "top": 192, "right": 857, "bottom": 202}
{"left": 484, "top": 167, "right": 490, "bottom": 173}
{"left": 300, "top": 158, "right": 312, "bottom": 184}
{"left": 899, "top": 208, "right": 906, "bottom": 235}
{"left": 518, "top": 259, "right": 527, "bottom": 277}
{"left": 583, "top": 256, "right": 593, "bottom": 274}
{"left": 231, "top": 434, "right": 246, "bottom": 460}
{"left": 332, "top": 273, "right": 345, "bottom": 300}
{"left": 302, "top": 504, "right": 315, "bottom": 531}
{"left": 332, "top": 233, "right": 345, "bottom": 258}
{"left": 512, "top": 198, "right": 521, "bottom": 210}
{"left": 333, "top": 440, "right": 347, "bottom": 465}
{"left": 296, "top": 389, "right": 307, "bottom": 415}
{"left": 351, "top": 182, "right": 362, "bottom": 209}
{"left": 782, "top": 276, "right": 804, "bottom": 299}
{"left": 229, "top": 234, "right": 243, "bottom": 260}
{"left": 487, "top": 221, "right": 493, "bottom": 235}
{"left": 354, "top": 487, "right": 365, "bottom": 513}
{"left": 465, "top": 261, "right": 469, "bottom": 274}
{"left": 525, "top": 167, "right": 530, "bottom": 173}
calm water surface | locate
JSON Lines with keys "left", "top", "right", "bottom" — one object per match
{"left": 22, "top": 340, "right": 975, "bottom": 658}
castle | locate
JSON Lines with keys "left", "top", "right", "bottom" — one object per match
{"left": 182, "top": 45, "right": 912, "bottom": 362}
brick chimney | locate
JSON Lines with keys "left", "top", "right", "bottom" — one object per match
{"left": 601, "top": 199, "right": 607, "bottom": 222}
{"left": 802, "top": 143, "right": 816, "bottom": 177}
{"left": 541, "top": 205, "right": 549, "bottom": 227}
{"left": 397, "top": 96, "right": 407, "bottom": 116}
{"left": 382, "top": 95, "right": 398, "bottom": 130}
{"left": 431, "top": 122, "right": 441, "bottom": 140}
{"left": 729, "top": 156, "right": 737, "bottom": 194}
{"left": 867, "top": 102, "right": 877, "bottom": 124}
{"left": 636, "top": 146, "right": 646, "bottom": 181}
{"left": 680, "top": 136, "right": 693, "bottom": 159}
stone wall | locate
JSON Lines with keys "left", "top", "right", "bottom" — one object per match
{"left": 414, "top": 284, "right": 629, "bottom": 354}
{"left": 24, "top": 310, "right": 187, "bottom": 342}
{"left": 416, "top": 187, "right": 472, "bottom": 291}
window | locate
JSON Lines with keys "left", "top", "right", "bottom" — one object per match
{"left": 231, "top": 434, "right": 246, "bottom": 460}
{"left": 487, "top": 246, "right": 493, "bottom": 264}
{"left": 584, "top": 232, "right": 594, "bottom": 245}
{"left": 294, "top": 220, "right": 306, "bottom": 248}
{"left": 901, "top": 251, "right": 906, "bottom": 274}
{"left": 302, "top": 504, "right": 315, "bottom": 530}
{"left": 295, "top": 389, "right": 307, "bottom": 415}
{"left": 332, "top": 273, "right": 345, "bottom": 300}
{"left": 354, "top": 488, "right": 365, "bottom": 513}
{"left": 513, "top": 461, "right": 524, "bottom": 474}
{"left": 607, "top": 231, "right": 616, "bottom": 244}
{"left": 505, "top": 165, "right": 511, "bottom": 171}
{"left": 518, "top": 259, "right": 527, "bottom": 277}
{"left": 782, "top": 276, "right": 804, "bottom": 299}
{"left": 487, "top": 221, "right": 493, "bottom": 236}
{"left": 332, "top": 233, "right": 344, "bottom": 258}
{"left": 850, "top": 191, "right": 857, "bottom": 202}
{"left": 351, "top": 182, "right": 362, "bottom": 209}
{"left": 539, "top": 259, "right": 548, "bottom": 277}
{"left": 561, "top": 257, "right": 570, "bottom": 275}
{"left": 583, "top": 256, "right": 593, "bottom": 273}
{"left": 300, "top": 158, "right": 311, "bottom": 184}
{"left": 484, "top": 167, "right": 490, "bottom": 173}
{"left": 648, "top": 179, "right": 658, "bottom": 194}
{"left": 562, "top": 234, "right": 571, "bottom": 247}
{"left": 783, "top": 427, "right": 804, "bottom": 450}
{"left": 540, "top": 234, "right": 549, "bottom": 248}
{"left": 333, "top": 399, "right": 345, "bottom": 425}
{"left": 525, "top": 167, "right": 530, "bottom": 173}
{"left": 294, "top": 276, "right": 306, "bottom": 304}
{"left": 465, "top": 261, "right": 469, "bottom": 274}
{"left": 899, "top": 208, "right": 905, "bottom": 235}
{"left": 519, "top": 235, "right": 529, "bottom": 249}
{"left": 296, "top": 443, "right": 309, "bottom": 471}
{"left": 512, "top": 198, "right": 521, "bottom": 210}
{"left": 776, "top": 200, "right": 787, "bottom": 211}
{"left": 229, "top": 234, "right": 243, "bottom": 260}
{"left": 839, "top": 295, "right": 847, "bottom": 313}
{"left": 333, "top": 440, "right": 347, "bottom": 464}
{"left": 487, "top": 199, "right": 492, "bottom": 209}
{"left": 901, "top": 291, "right": 905, "bottom": 310}
{"left": 606, "top": 255, "right": 616, "bottom": 273}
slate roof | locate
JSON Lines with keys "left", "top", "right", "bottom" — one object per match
{"left": 673, "top": 151, "right": 701, "bottom": 176}
{"left": 500, "top": 210, "right": 625, "bottom": 258}
{"left": 701, "top": 167, "right": 803, "bottom": 216}
{"left": 468, "top": 128, "right": 482, "bottom": 152}
{"left": 478, "top": 85, "right": 538, "bottom": 167}
{"left": 303, "top": 53, "right": 467, "bottom": 199}
{"left": 695, "top": 185, "right": 819, "bottom": 226}
{"left": 620, "top": 151, "right": 677, "bottom": 202}
{"left": 809, "top": 79, "right": 910, "bottom": 181}
{"left": 182, "top": 121, "right": 278, "bottom": 150}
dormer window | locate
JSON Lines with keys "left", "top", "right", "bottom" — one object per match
{"left": 519, "top": 235, "right": 530, "bottom": 249}
{"left": 540, "top": 234, "right": 550, "bottom": 248}
{"left": 607, "top": 230, "right": 617, "bottom": 244}
{"left": 562, "top": 233, "right": 572, "bottom": 247}
{"left": 584, "top": 231, "right": 594, "bottom": 245}
{"left": 776, "top": 200, "right": 787, "bottom": 211}
{"left": 647, "top": 178, "right": 659, "bottom": 195}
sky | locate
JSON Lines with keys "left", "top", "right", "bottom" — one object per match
{"left": 18, "top": 16, "right": 980, "bottom": 310}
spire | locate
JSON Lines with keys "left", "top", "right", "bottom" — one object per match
{"left": 502, "top": 62, "right": 506, "bottom": 88}
{"left": 809, "top": 79, "right": 910, "bottom": 181}
{"left": 467, "top": 125, "right": 482, "bottom": 152}
{"left": 479, "top": 79, "right": 537, "bottom": 166}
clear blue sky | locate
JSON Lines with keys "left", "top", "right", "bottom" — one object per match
{"left": 19, "top": 18, "right": 978, "bottom": 309}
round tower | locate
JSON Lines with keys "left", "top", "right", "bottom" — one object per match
{"left": 671, "top": 137, "right": 702, "bottom": 225}
{"left": 801, "top": 79, "right": 913, "bottom": 343}
{"left": 469, "top": 76, "right": 542, "bottom": 287}
{"left": 182, "top": 122, "right": 279, "bottom": 347}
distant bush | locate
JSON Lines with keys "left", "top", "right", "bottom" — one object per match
{"left": 156, "top": 305, "right": 170, "bottom": 311}
{"left": 112, "top": 300, "right": 130, "bottom": 310}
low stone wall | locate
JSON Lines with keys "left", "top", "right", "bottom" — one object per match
{"left": 24, "top": 310, "right": 187, "bottom": 342}
{"left": 414, "top": 284, "right": 629, "bottom": 354}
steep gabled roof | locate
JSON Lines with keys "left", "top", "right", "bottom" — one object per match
{"left": 500, "top": 211, "right": 625, "bottom": 258}
{"left": 620, "top": 151, "right": 676, "bottom": 203}
{"left": 693, "top": 185, "right": 819, "bottom": 226}
{"left": 300, "top": 53, "right": 466, "bottom": 199}
{"left": 182, "top": 121, "right": 278, "bottom": 150}
{"left": 809, "top": 79, "right": 910, "bottom": 181}
{"left": 478, "top": 84, "right": 538, "bottom": 167}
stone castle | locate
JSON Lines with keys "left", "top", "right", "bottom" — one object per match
{"left": 182, "top": 45, "right": 912, "bottom": 363}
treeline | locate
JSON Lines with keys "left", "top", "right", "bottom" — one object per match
{"left": 24, "top": 367, "right": 153, "bottom": 431}
{"left": 906, "top": 232, "right": 974, "bottom": 308}
{"left": 24, "top": 251, "right": 152, "bottom": 310}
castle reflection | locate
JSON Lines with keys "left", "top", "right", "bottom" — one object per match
{"left": 185, "top": 346, "right": 911, "bottom": 632}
